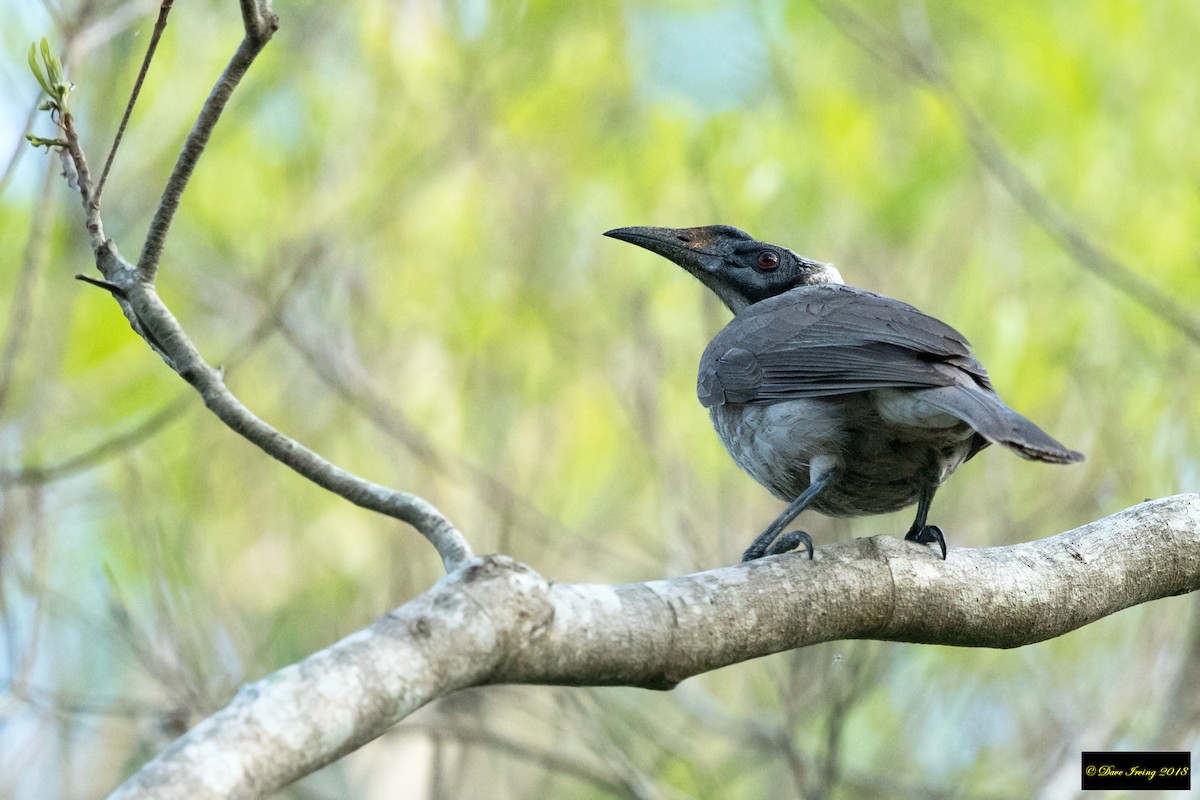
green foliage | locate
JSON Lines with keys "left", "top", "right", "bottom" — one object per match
{"left": 28, "top": 37, "right": 70, "bottom": 112}
{"left": 25, "top": 36, "right": 72, "bottom": 148}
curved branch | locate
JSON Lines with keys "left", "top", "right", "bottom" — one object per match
{"left": 3, "top": 243, "right": 319, "bottom": 489}
{"left": 38, "top": 3, "right": 472, "bottom": 571}
{"left": 116, "top": 279, "right": 473, "bottom": 570}
{"left": 107, "top": 495, "right": 1200, "bottom": 800}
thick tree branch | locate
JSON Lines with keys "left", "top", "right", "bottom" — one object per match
{"left": 107, "top": 495, "right": 1200, "bottom": 800}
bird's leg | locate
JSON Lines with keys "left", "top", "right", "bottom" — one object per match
{"left": 903, "top": 483, "right": 947, "bottom": 560}
{"left": 742, "top": 470, "right": 836, "bottom": 562}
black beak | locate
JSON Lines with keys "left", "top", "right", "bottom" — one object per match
{"left": 604, "top": 226, "right": 720, "bottom": 272}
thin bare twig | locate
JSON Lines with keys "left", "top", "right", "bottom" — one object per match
{"left": 33, "top": 0, "right": 472, "bottom": 569}
{"left": 275, "top": 314, "right": 641, "bottom": 565}
{"left": 59, "top": 110, "right": 107, "bottom": 252}
{"left": 390, "top": 722, "right": 633, "bottom": 796}
{"left": 110, "top": 268, "right": 473, "bottom": 567}
{"left": 0, "top": 243, "right": 317, "bottom": 489}
{"left": 0, "top": 101, "right": 40, "bottom": 198}
{"left": 1155, "top": 595, "right": 1200, "bottom": 747}
{"left": 137, "top": 0, "right": 278, "bottom": 279}
{"left": 0, "top": 395, "right": 192, "bottom": 488}
{"left": 6, "top": 682, "right": 177, "bottom": 722}
{"left": 0, "top": 161, "right": 57, "bottom": 414}
{"left": 2, "top": 548, "right": 202, "bottom": 729}
{"left": 96, "top": 0, "right": 175, "bottom": 204}
{"left": 74, "top": 269, "right": 474, "bottom": 567}
{"left": 6, "top": 1, "right": 163, "bottom": 202}
{"left": 811, "top": 0, "right": 1200, "bottom": 346}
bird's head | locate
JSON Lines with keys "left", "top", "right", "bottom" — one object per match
{"left": 604, "top": 225, "right": 842, "bottom": 314}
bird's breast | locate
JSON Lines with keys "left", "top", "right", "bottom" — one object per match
{"left": 708, "top": 393, "right": 976, "bottom": 516}
{"left": 708, "top": 399, "right": 847, "bottom": 503}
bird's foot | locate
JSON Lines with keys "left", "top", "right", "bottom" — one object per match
{"left": 904, "top": 524, "right": 947, "bottom": 560}
{"left": 767, "top": 531, "right": 814, "bottom": 559}
{"left": 742, "top": 531, "right": 813, "bottom": 562}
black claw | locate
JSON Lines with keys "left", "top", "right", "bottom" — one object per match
{"left": 765, "top": 531, "right": 814, "bottom": 559}
{"left": 741, "top": 543, "right": 767, "bottom": 563}
{"left": 739, "top": 471, "right": 835, "bottom": 564}
{"left": 904, "top": 524, "right": 947, "bottom": 560}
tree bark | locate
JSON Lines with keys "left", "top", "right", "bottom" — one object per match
{"left": 108, "top": 494, "right": 1200, "bottom": 800}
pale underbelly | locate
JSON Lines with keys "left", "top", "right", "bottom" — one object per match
{"left": 709, "top": 393, "right": 978, "bottom": 517}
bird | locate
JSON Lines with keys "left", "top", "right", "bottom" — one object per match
{"left": 604, "top": 224, "right": 1083, "bottom": 562}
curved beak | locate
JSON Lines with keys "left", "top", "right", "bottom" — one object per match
{"left": 603, "top": 226, "right": 721, "bottom": 273}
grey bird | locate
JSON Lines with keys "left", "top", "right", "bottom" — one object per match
{"left": 605, "top": 224, "right": 1083, "bottom": 562}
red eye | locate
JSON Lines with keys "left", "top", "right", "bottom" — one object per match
{"left": 756, "top": 250, "right": 780, "bottom": 270}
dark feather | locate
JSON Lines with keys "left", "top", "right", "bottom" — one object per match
{"left": 699, "top": 284, "right": 991, "bottom": 407}
{"left": 915, "top": 385, "right": 1084, "bottom": 463}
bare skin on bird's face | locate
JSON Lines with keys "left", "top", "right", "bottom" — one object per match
{"left": 604, "top": 224, "right": 1083, "bottom": 562}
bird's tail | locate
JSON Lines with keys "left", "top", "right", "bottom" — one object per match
{"left": 916, "top": 384, "right": 1084, "bottom": 464}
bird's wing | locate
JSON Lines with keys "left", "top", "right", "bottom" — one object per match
{"left": 698, "top": 284, "right": 992, "bottom": 407}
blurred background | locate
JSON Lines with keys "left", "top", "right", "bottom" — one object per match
{"left": 1, "top": 1, "right": 1198, "bottom": 797}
